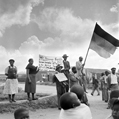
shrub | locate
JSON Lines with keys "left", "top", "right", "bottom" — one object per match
{"left": 18, "top": 74, "right": 26, "bottom": 82}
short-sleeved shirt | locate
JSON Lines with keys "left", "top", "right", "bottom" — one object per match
{"left": 26, "top": 64, "right": 39, "bottom": 74}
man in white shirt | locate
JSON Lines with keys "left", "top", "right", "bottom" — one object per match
{"left": 106, "top": 67, "right": 119, "bottom": 109}
{"left": 107, "top": 67, "right": 119, "bottom": 91}
{"left": 76, "top": 57, "right": 84, "bottom": 79}
{"left": 59, "top": 92, "right": 92, "bottom": 119}
{"left": 76, "top": 56, "right": 87, "bottom": 93}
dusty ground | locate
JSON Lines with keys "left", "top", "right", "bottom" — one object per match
{"left": 0, "top": 84, "right": 111, "bottom": 119}
{"left": 0, "top": 90, "right": 111, "bottom": 119}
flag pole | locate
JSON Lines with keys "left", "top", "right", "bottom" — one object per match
{"left": 84, "top": 44, "right": 90, "bottom": 65}
{"left": 83, "top": 39, "right": 92, "bottom": 66}
{"left": 83, "top": 23, "right": 97, "bottom": 66}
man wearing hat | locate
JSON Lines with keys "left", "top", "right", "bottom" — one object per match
{"left": 62, "top": 54, "right": 70, "bottom": 92}
{"left": 106, "top": 67, "right": 119, "bottom": 109}
{"left": 3, "top": 59, "right": 18, "bottom": 103}
{"left": 107, "top": 67, "right": 119, "bottom": 91}
{"left": 52, "top": 64, "right": 68, "bottom": 110}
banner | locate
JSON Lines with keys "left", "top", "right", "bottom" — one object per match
{"left": 39, "top": 54, "right": 63, "bottom": 71}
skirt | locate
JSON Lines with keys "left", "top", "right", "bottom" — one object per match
{"left": 3, "top": 79, "right": 18, "bottom": 94}
{"left": 25, "top": 74, "right": 36, "bottom": 93}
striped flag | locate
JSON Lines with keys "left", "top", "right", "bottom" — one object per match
{"left": 90, "top": 23, "right": 119, "bottom": 58}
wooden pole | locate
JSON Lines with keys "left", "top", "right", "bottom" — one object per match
{"left": 83, "top": 40, "right": 92, "bottom": 66}
{"left": 83, "top": 23, "right": 97, "bottom": 66}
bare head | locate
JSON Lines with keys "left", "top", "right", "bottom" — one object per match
{"left": 72, "top": 66, "right": 77, "bottom": 74}
{"left": 28, "top": 58, "right": 34, "bottom": 65}
{"left": 60, "top": 92, "right": 80, "bottom": 110}
{"left": 14, "top": 108, "right": 29, "bottom": 119}
{"left": 112, "top": 99, "right": 119, "bottom": 119}
{"left": 79, "top": 56, "right": 83, "bottom": 62}
{"left": 70, "top": 84, "right": 84, "bottom": 100}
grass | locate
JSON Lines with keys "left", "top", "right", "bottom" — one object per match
{"left": 0, "top": 95, "right": 57, "bottom": 113}
{"left": 0, "top": 92, "right": 49, "bottom": 102}
{"left": 0, "top": 83, "right": 58, "bottom": 113}
{"left": 0, "top": 85, "right": 49, "bottom": 101}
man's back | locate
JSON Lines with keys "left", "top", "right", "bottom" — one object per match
{"left": 59, "top": 104, "right": 92, "bottom": 119}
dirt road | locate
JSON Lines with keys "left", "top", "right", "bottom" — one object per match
{"left": 0, "top": 84, "right": 111, "bottom": 119}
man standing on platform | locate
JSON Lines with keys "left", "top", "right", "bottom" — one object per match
{"left": 62, "top": 54, "right": 70, "bottom": 92}
{"left": 76, "top": 56, "right": 87, "bottom": 93}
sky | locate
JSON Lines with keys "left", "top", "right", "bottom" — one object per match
{"left": 0, "top": 0, "right": 119, "bottom": 73}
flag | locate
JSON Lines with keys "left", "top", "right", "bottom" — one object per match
{"left": 90, "top": 23, "right": 119, "bottom": 58}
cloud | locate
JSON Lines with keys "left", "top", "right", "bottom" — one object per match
{"left": 0, "top": 0, "right": 44, "bottom": 37}
{"left": 0, "top": 0, "right": 44, "bottom": 14}
{"left": 110, "top": 5, "right": 118, "bottom": 13}
{"left": 0, "top": 35, "right": 64, "bottom": 73}
{"left": 19, "top": 33, "right": 119, "bottom": 71}
{"left": 19, "top": 35, "right": 66, "bottom": 55}
{"left": 31, "top": 7, "right": 119, "bottom": 69}
{"left": 0, "top": 32, "right": 2, "bottom": 37}
{"left": 0, "top": 26, "right": 118, "bottom": 74}
{"left": 32, "top": 7, "right": 95, "bottom": 47}
{"left": 0, "top": 7, "right": 119, "bottom": 73}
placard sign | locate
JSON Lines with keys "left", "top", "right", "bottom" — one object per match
{"left": 55, "top": 73, "right": 68, "bottom": 82}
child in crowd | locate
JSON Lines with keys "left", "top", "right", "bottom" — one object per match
{"left": 106, "top": 98, "right": 119, "bottom": 119}
{"left": 59, "top": 92, "right": 92, "bottom": 119}
{"left": 14, "top": 108, "right": 30, "bottom": 119}
{"left": 70, "top": 84, "right": 90, "bottom": 106}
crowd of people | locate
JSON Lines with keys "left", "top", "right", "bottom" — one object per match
{"left": 2, "top": 54, "right": 119, "bottom": 119}
{"left": 53, "top": 54, "right": 119, "bottom": 119}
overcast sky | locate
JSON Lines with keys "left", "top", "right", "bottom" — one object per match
{"left": 0, "top": 0, "right": 118, "bottom": 73}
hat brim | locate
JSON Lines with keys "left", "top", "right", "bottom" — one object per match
{"left": 62, "top": 56, "right": 68, "bottom": 58}
{"left": 56, "top": 66, "right": 63, "bottom": 70}
{"left": 9, "top": 59, "right": 15, "bottom": 62}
